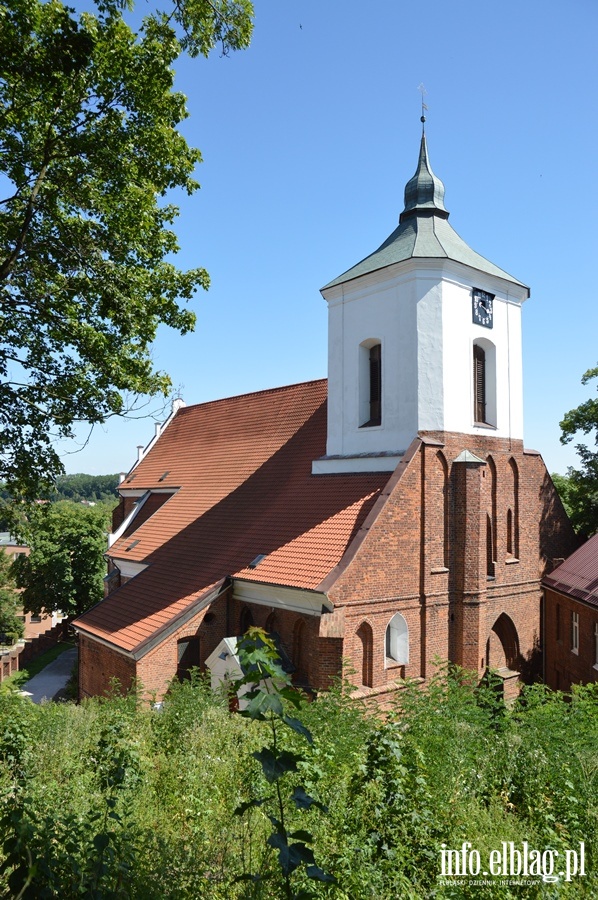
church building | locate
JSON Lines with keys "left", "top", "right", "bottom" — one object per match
{"left": 74, "top": 127, "right": 577, "bottom": 704}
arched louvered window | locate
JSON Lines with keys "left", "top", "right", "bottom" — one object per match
{"left": 359, "top": 339, "right": 382, "bottom": 427}
{"left": 385, "top": 613, "right": 409, "bottom": 665}
{"left": 369, "top": 343, "right": 382, "bottom": 426}
{"left": 473, "top": 344, "right": 486, "bottom": 423}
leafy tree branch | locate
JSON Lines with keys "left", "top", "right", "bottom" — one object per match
{"left": 0, "top": 0, "right": 253, "bottom": 498}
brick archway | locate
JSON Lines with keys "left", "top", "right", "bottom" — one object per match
{"left": 486, "top": 613, "right": 520, "bottom": 671}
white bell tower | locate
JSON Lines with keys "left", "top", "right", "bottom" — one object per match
{"left": 313, "top": 126, "right": 529, "bottom": 476}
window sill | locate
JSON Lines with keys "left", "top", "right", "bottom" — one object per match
{"left": 593, "top": 664, "right": 598, "bottom": 672}
{"left": 571, "top": 648, "right": 579, "bottom": 656}
{"left": 385, "top": 659, "right": 407, "bottom": 670}
{"left": 473, "top": 421, "right": 497, "bottom": 430}
{"left": 505, "top": 557, "right": 520, "bottom": 565}
{"left": 430, "top": 566, "right": 449, "bottom": 575}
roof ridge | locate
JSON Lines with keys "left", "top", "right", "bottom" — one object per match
{"left": 177, "top": 378, "right": 327, "bottom": 414}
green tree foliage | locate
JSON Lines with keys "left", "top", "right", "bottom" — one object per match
{"left": 0, "top": 549, "right": 24, "bottom": 643}
{"left": 13, "top": 500, "right": 109, "bottom": 618}
{"left": 2, "top": 671, "right": 598, "bottom": 897}
{"left": 560, "top": 365, "right": 598, "bottom": 535}
{"left": 53, "top": 472, "right": 120, "bottom": 503}
{"left": 0, "top": 0, "right": 253, "bottom": 499}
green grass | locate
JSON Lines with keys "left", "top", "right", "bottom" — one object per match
{"left": 3, "top": 640, "right": 75, "bottom": 689}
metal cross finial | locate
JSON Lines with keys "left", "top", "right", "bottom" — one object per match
{"left": 417, "top": 83, "right": 428, "bottom": 130}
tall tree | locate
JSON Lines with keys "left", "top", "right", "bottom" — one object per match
{"left": 560, "top": 364, "right": 598, "bottom": 536}
{"left": 0, "top": 549, "right": 24, "bottom": 643}
{"left": 13, "top": 500, "right": 110, "bottom": 618}
{"left": 0, "top": 0, "right": 253, "bottom": 499}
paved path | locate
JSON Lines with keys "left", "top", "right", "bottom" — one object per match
{"left": 21, "top": 646, "right": 78, "bottom": 703}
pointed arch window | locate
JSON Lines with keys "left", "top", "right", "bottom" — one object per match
{"left": 356, "top": 622, "right": 373, "bottom": 687}
{"left": 239, "top": 606, "right": 254, "bottom": 634}
{"left": 385, "top": 613, "right": 409, "bottom": 665}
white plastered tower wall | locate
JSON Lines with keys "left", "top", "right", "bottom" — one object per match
{"left": 437, "top": 263, "right": 526, "bottom": 440}
{"left": 322, "top": 258, "right": 526, "bottom": 462}
{"left": 323, "top": 264, "right": 419, "bottom": 459}
{"left": 315, "top": 129, "right": 529, "bottom": 475}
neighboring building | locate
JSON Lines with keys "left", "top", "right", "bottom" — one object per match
{"left": 0, "top": 535, "right": 61, "bottom": 640}
{"left": 74, "top": 127, "right": 577, "bottom": 704}
{"left": 543, "top": 535, "right": 598, "bottom": 691}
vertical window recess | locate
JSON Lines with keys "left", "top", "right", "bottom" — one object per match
{"left": 571, "top": 611, "right": 579, "bottom": 654}
{"left": 474, "top": 344, "right": 486, "bottom": 423}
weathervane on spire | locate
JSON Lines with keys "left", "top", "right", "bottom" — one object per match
{"left": 417, "top": 83, "right": 428, "bottom": 130}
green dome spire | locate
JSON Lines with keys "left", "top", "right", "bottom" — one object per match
{"left": 400, "top": 133, "right": 448, "bottom": 222}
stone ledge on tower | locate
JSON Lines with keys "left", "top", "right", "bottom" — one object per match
{"left": 312, "top": 452, "right": 403, "bottom": 475}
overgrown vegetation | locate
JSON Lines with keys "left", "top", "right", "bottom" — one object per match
{"left": 1, "top": 663, "right": 598, "bottom": 898}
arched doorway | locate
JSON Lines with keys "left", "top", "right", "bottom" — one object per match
{"left": 486, "top": 613, "right": 520, "bottom": 671}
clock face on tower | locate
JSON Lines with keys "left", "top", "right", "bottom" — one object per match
{"left": 472, "top": 288, "right": 494, "bottom": 328}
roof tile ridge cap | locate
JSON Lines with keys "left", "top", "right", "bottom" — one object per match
{"left": 411, "top": 214, "right": 446, "bottom": 259}
{"left": 315, "top": 436, "right": 423, "bottom": 596}
{"left": 429, "top": 214, "right": 451, "bottom": 258}
{"left": 180, "top": 378, "right": 328, "bottom": 413}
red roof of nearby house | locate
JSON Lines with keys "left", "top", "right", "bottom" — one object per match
{"left": 543, "top": 533, "right": 598, "bottom": 607}
{"left": 74, "top": 380, "right": 391, "bottom": 654}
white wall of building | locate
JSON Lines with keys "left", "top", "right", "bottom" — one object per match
{"left": 321, "top": 258, "right": 527, "bottom": 471}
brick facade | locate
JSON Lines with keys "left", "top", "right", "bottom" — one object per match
{"left": 544, "top": 588, "right": 598, "bottom": 692}
{"left": 79, "top": 430, "right": 576, "bottom": 704}
{"left": 327, "top": 433, "right": 577, "bottom": 700}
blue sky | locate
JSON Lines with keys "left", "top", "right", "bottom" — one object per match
{"left": 61, "top": 0, "right": 598, "bottom": 476}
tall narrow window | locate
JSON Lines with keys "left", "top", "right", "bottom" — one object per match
{"left": 239, "top": 606, "right": 254, "bottom": 634}
{"left": 594, "top": 622, "right": 598, "bottom": 666}
{"left": 473, "top": 344, "right": 486, "bottom": 423}
{"left": 177, "top": 637, "right": 200, "bottom": 679}
{"left": 571, "top": 611, "right": 579, "bottom": 654}
{"left": 506, "top": 508, "right": 513, "bottom": 555}
{"left": 385, "top": 613, "right": 409, "bottom": 665}
{"left": 369, "top": 343, "right": 382, "bottom": 426}
{"left": 486, "top": 514, "right": 494, "bottom": 578}
{"left": 356, "top": 622, "right": 373, "bottom": 687}
{"left": 556, "top": 603, "right": 561, "bottom": 642}
{"left": 359, "top": 339, "right": 382, "bottom": 427}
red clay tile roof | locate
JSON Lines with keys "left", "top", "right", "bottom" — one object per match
{"left": 120, "top": 492, "right": 175, "bottom": 541}
{"left": 544, "top": 533, "right": 598, "bottom": 607}
{"left": 75, "top": 380, "right": 391, "bottom": 654}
